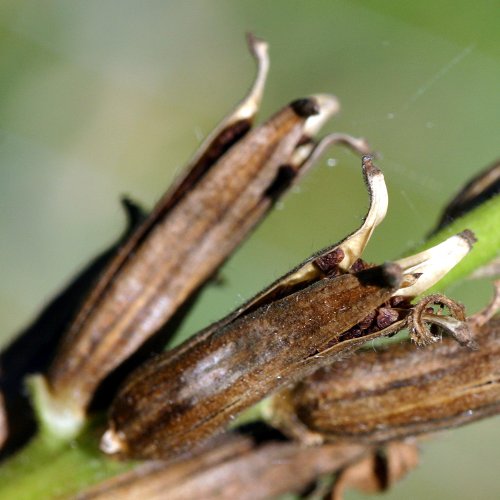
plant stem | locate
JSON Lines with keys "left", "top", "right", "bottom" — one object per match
{"left": 413, "top": 195, "right": 500, "bottom": 293}
{"left": 0, "top": 423, "right": 132, "bottom": 500}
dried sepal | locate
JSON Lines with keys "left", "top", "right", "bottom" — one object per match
{"left": 335, "top": 156, "right": 388, "bottom": 269}
{"left": 81, "top": 433, "right": 368, "bottom": 500}
{"left": 407, "top": 294, "right": 474, "bottom": 348}
{"left": 331, "top": 441, "right": 419, "bottom": 500}
{"left": 393, "top": 230, "right": 476, "bottom": 297}
{"left": 432, "top": 158, "right": 500, "bottom": 233}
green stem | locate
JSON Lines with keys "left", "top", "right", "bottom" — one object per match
{"left": 411, "top": 195, "right": 500, "bottom": 293}
{"left": 1, "top": 196, "right": 498, "bottom": 499}
{"left": 0, "top": 421, "right": 133, "bottom": 500}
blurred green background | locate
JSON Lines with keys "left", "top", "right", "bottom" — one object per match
{"left": 0, "top": 1, "right": 498, "bottom": 498}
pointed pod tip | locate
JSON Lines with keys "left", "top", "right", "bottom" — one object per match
{"left": 459, "top": 229, "right": 477, "bottom": 247}
{"left": 246, "top": 32, "right": 268, "bottom": 58}
{"left": 291, "top": 98, "right": 321, "bottom": 118}
{"left": 300, "top": 94, "right": 340, "bottom": 137}
{"left": 356, "top": 262, "right": 402, "bottom": 290}
{"left": 362, "top": 154, "right": 382, "bottom": 177}
{"left": 380, "top": 262, "right": 404, "bottom": 289}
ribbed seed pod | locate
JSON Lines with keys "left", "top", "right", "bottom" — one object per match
{"left": 269, "top": 316, "right": 500, "bottom": 445}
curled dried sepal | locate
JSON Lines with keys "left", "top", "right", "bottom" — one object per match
{"left": 225, "top": 155, "right": 387, "bottom": 317}
{"left": 407, "top": 294, "right": 469, "bottom": 347}
{"left": 337, "top": 156, "right": 387, "bottom": 269}
{"left": 290, "top": 133, "right": 371, "bottom": 182}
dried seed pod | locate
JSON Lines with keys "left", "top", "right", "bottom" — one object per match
{"left": 268, "top": 314, "right": 500, "bottom": 447}
{"left": 331, "top": 441, "right": 419, "bottom": 500}
{"left": 0, "top": 197, "right": 146, "bottom": 455}
{"left": 432, "top": 158, "right": 500, "bottom": 233}
{"left": 102, "top": 262, "right": 403, "bottom": 459}
{"left": 266, "top": 231, "right": 480, "bottom": 444}
{"left": 33, "top": 35, "right": 367, "bottom": 437}
{"left": 80, "top": 434, "right": 367, "bottom": 500}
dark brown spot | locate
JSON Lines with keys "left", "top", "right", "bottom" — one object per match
{"left": 264, "top": 165, "right": 297, "bottom": 201}
{"left": 290, "top": 98, "right": 320, "bottom": 118}
{"left": 314, "top": 248, "right": 345, "bottom": 275}
{"left": 351, "top": 259, "right": 369, "bottom": 273}
{"left": 356, "top": 262, "right": 402, "bottom": 290}
{"left": 376, "top": 308, "right": 399, "bottom": 329}
{"left": 359, "top": 310, "right": 377, "bottom": 330}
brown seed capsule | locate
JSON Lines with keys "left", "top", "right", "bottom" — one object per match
{"left": 0, "top": 197, "right": 147, "bottom": 454}
{"left": 102, "top": 263, "right": 403, "bottom": 459}
{"left": 432, "top": 158, "right": 500, "bottom": 233}
{"left": 268, "top": 315, "right": 500, "bottom": 446}
{"left": 80, "top": 434, "right": 367, "bottom": 500}
{"left": 331, "top": 441, "right": 419, "bottom": 500}
{"left": 33, "top": 35, "right": 370, "bottom": 437}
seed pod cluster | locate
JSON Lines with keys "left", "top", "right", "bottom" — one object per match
{"left": 32, "top": 35, "right": 369, "bottom": 438}
{"left": 101, "top": 156, "right": 475, "bottom": 459}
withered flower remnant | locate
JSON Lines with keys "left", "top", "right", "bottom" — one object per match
{"left": 31, "top": 35, "right": 369, "bottom": 439}
{"left": 101, "top": 157, "right": 475, "bottom": 459}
